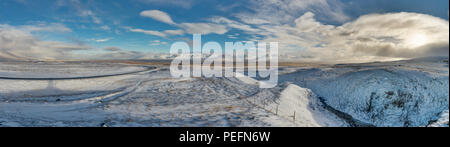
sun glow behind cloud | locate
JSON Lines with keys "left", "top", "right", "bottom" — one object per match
{"left": 406, "top": 33, "right": 430, "bottom": 48}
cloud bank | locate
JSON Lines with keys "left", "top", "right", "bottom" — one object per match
{"left": 258, "top": 12, "right": 449, "bottom": 62}
{"left": 0, "top": 24, "right": 89, "bottom": 61}
{"left": 130, "top": 4, "right": 448, "bottom": 63}
{"left": 0, "top": 23, "right": 173, "bottom": 61}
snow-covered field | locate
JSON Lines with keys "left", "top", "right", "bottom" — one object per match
{"left": 0, "top": 57, "right": 448, "bottom": 127}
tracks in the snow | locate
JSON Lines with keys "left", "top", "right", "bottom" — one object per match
{"left": 1, "top": 67, "right": 159, "bottom": 107}
{"left": 0, "top": 66, "right": 157, "bottom": 80}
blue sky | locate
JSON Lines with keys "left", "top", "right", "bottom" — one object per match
{"left": 0, "top": 0, "right": 449, "bottom": 62}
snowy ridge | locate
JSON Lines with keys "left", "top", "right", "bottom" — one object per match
{"left": 235, "top": 74, "right": 346, "bottom": 127}
{"left": 280, "top": 57, "right": 449, "bottom": 127}
{"left": 267, "top": 84, "right": 346, "bottom": 127}
{"left": 428, "top": 110, "right": 449, "bottom": 127}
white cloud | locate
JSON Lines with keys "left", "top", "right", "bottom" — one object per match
{"left": 19, "top": 23, "right": 72, "bottom": 33}
{"left": 234, "top": 15, "right": 271, "bottom": 25}
{"left": 0, "top": 24, "right": 90, "bottom": 61}
{"left": 210, "top": 17, "right": 260, "bottom": 33}
{"left": 127, "top": 28, "right": 186, "bottom": 38}
{"left": 79, "top": 10, "right": 102, "bottom": 24}
{"left": 137, "top": 0, "right": 196, "bottom": 9}
{"left": 179, "top": 23, "right": 228, "bottom": 35}
{"left": 236, "top": 0, "right": 349, "bottom": 25}
{"left": 128, "top": 28, "right": 167, "bottom": 38}
{"left": 338, "top": 12, "right": 449, "bottom": 58}
{"left": 135, "top": 10, "right": 234, "bottom": 36}
{"left": 164, "top": 29, "right": 185, "bottom": 35}
{"left": 140, "top": 10, "right": 176, "bottom": 25}
{"left": 135, "top": 10, "right": 233, "bottom": 36}
{"left": 130, "top": 8, "right": 448, "bottom": 63}
{"left": 55, "top": 0, "right": 103, "bottom": 24}
{"left": 93, "top": 38, "right": 113, "bottom": 43}
{"left": 129, "top": 23, "right": 229, "bottom": 37}
{"left": 103, "top": 47, "right": 122, "bottom": 52}
{"left": 254, "top": 12, "right": 449, "bottom": 63}
{"left": 227, "top": 33, "right": 240, "bottom": 39}
{"left": 0, "top": 23, "right": 174, "bottom": 61}
{"left": 100, "top": 25, "right": 111, "bottom": 31}
{"left": 150, "top": 40, "right": 168, "bottom": 46}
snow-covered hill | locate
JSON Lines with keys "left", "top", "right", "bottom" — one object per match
{"left": 279, "top": 57, "right": 449, "bottom": 127}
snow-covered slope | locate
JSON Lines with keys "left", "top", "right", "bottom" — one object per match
{"left": 232, "top": 73, "right": 347, "bottom": 126}
{"left": 428, "top": 110, "right": 449, "bottom": 127}
{"left": 279, "top": 57, "right": 449, "bottom": 127}
{"left": 257, "top": 84, "right": 346, "bottom": 127}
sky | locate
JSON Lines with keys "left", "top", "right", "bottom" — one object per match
{"left": 0, "top": 0, "right": 449, "bottom": 62}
